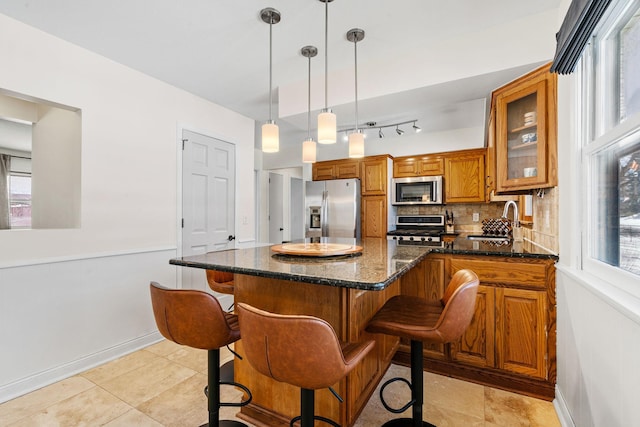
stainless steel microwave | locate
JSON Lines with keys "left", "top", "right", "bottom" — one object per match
{"left": 391, "top": 176, "right": 443, "bottom": 205}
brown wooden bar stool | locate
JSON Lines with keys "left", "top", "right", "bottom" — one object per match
{"left": 236, "top": 302, "right": 375, "bottom": 427}
{"left": 366, "top": 269, "right": 479, "bottom": 427}
{"left": 150, "top": 282, "right": 252, "bottom": 427}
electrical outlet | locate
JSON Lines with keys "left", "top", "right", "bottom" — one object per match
{"left": 472, "top": 212, "right": 480, "bottom": 222}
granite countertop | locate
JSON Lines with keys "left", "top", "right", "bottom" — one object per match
{"left": 170, "top": 235, "right": 558, "bottom": 291}
{"left": 434, "top": 232, "right": 559, "bottom": 260}
{"left": 170, "top": 238, "right": 431, "bottom": 291}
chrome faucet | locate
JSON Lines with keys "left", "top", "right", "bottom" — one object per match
{"left": 502, "top": 200, "right": 520, "bottom": 227}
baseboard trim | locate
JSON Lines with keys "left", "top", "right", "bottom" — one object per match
{"left": 553, "top": 386, "right": 575, "bottom": 427}
{"left": 0, "top": 331, "right": 163, "bottom": 404}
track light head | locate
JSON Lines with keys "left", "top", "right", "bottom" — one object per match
{"left": 413, "top": 122, "right": 422, "bottom": 133}
{"left": 396, "top": 126, "right": 404, "bottom": 136}
{"left": 379, "top": 128, "right": 384, "bottom": 138}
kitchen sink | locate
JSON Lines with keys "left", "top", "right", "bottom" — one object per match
{"left": 466, "top": 235, "right": 512, "bottom": 243}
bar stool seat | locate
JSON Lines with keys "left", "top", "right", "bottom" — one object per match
{"left": 366, "top": 269, "right": 479, "bottom": 427}
{"left": 206, "top": 270, "right": 235, "bottom": 295}
{"left": 150, "top": 282, "right": 252, "bottom": 427}
{"left": 237, "top": 302, "right": 375, "bottom": 427}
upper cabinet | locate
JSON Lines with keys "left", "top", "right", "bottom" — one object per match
{"left": 361, "top": 155, "right": 391, "bottom": 196}
{"left": 489, "top": 63, "right": 557, "bottom": 194}
{"left": 312, "top": 158, "right": 360, "bottom": 181}
{"left": 444, "top": 149, "right": 485, "bottom": 203}
{"left": 393, "top": 155, "right": 444, "bottom": 178}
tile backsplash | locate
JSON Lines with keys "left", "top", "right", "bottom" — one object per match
{"left": 396, "top": 187, "right": 559, "bottom": 255}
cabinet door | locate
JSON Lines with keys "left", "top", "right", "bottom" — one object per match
{"left": 418, "top": 157, "right": 444, "bottom": 176}
{"left": 451, "top": 285, "right": 495, "bottom": 368}
{"left": 313, "top": 163, "right": 335, "bottom": 181}
{"left": 393, "top": 158, "right": 418, "bottom": 177}
{"left": 494, "top": 63, "right": 557, "bottom": 192}
{"left": 445, "top": 152, "right": 485, "bottom": 203}
{"left": 361, "top": 157, "right": 387, "bottom": 195}
{"left": 335, "top": 159, "right": 360, "bottom": 179}
{"left": 495, "top": 287, "right": 547, "bottom": 379}
{"left": 361, "top": 196, "right": 386, "bottom": 238}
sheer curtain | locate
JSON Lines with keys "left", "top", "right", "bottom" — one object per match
{"left": 0, "top": 154, "right": 10, "bottom": 229}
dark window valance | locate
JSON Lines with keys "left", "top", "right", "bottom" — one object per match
{"left": 550, "top": 0, "right": 613, "bottom": 74}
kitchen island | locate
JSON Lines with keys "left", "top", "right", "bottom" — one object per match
{"left": 170, "top": 238, "right": 430, "bottom": 427}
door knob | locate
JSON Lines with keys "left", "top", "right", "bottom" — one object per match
{"left": 228, "top": 235, "right": 236, "bottom": 241}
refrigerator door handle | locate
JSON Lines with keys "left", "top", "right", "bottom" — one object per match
{"left": 321, "top": 190, "right": 328, "bottom": 237}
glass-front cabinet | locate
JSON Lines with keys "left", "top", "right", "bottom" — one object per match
{"left": 492, "top": 63, "right": 557, "bottom": 193}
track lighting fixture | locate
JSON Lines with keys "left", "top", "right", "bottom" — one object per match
{"left": 260, "top": 7, "right": 281, "bottom": 153}
{"left": 339, "top": 119, "right": 420, "bottom": 140}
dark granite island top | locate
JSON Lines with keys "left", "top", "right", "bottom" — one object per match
{"left": 169, "top": 237, "right": 430, "bottom": 291}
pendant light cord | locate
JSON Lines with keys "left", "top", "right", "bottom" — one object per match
{"left": 324, "top": 0, "right": 328, "bottom": 110}
{"left": 354, "top": 37, "right": 359, "bottom": 131}
{"left": 269, "top": 18, "right": 273, "bottom": 121}
{"left": 307, "top": 54, "right": 312, "bottom": 139}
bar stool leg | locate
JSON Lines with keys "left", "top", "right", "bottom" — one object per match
{"left": 382, "top": 340, "right": 435, "bottom": 427}
{"left": 300, "top": 388, "right": 314, "bottom": 427}
{"left": 203, "top": 349, "right": 248, "bottom": 427}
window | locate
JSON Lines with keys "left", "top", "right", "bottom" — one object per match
{"left": 9, "top": 172, "right": 31, "bottom": 228}
{"left": 582, "top": 0, "right": 640, "bottom": 293}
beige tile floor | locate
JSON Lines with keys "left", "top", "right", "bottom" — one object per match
{"left": 0, "top": 340, "right": 561, "bottom": 426}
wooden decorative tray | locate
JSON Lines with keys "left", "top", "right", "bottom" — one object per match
{"left": 270, "top": 242, "right": 363, "bottom": 257}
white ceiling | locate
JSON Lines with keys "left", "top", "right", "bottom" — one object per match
{"left": 0, "top": 0, "right": 561, "bottom": 149}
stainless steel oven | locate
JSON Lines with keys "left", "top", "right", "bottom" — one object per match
{"left": 386, "top": 214, "right": 445, "bottom": 247}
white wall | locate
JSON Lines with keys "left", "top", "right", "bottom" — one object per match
{"left": 553, "top": 11, "right": 640, "bottom": 424}
{"left": 0, "top": 13, "right": 255, "bottom": 402}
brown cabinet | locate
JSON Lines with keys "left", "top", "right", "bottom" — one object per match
{"left": 361, "top": 195, "right": 387, "bottom": 238}
{"left": 361, "top": 155, "right": 390, "bottom": 196}
{"left": 314, "top": 155, "right": 391, "bottom": 237}
{"left": 312, "top": 158, "right": 360, "bottom": 181}
{"left": 444, "top": 149, "right": 485, "bottom": 203}
{"left": 396, "top": 253, "right": 556, "bottom": 400}
{"left": 393, "top": 155, "right": 444, "bottom": 177}
{"left": 489, "top": 63, "right": 558, "bottom": 193}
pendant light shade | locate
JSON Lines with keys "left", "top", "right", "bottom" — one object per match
{"left": 262, "top": 121, "right": 279, "bottom": 153}
{"left": 317, "top": 0, "right": 337, "bottom": 144}
{"left": 347, "top": 28, "right": 365, "bottom": 159}
{"left": 348, "top": 131, "right": 364, "bottom": 158}
{"left": 318, "top": 110, "right": 336, "bottom": 144}
{"left": 301, "top": 45, "right": 318, "bottom": 163}
{"left": 302, "top": 138, "right": 317, "bottom": 163}
{"left": 260, "top": 7, "right": 281, "bottom": 153}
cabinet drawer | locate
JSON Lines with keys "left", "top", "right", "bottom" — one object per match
{"left": 450, "top": 257, "right": 548, "bottom": 288}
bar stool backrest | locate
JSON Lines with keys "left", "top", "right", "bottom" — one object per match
{"left": 434, "top": 269, "right": 480, "bottom": 342}
{"left": 237, "top": 303, "right": 353, "bottom": 390}
{"left": 150, "top": 281, "right": 239, "bottom": 350}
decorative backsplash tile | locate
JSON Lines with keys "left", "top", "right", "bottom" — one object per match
{"left": 396, "top": 187, "right": 559, "bottom": 255}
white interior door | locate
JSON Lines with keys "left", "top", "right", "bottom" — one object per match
{"left": 182, "top": 129, "right": 235, "bottom": 291}
{"left": 268, "top": 173, "right": 283, "bottom": 244}
{"left": 290, "top": 177, "right": 304, "bottom": 241}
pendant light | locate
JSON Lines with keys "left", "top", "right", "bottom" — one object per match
{"left": 301, "top": 46, "right": 318, "bottom": 163}
{"left": 260, "top": 7, "right": 281, "bottom": 153}
{"left": 347, "top": 28, "right": 365, "bottom": 158}
{"left": 317, "top": 0, "right": 336, "bottom": 144}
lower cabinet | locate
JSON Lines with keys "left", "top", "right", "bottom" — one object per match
{"left": 397, "top": 253, "right": 556, "bottom": 400}
{"left": 361, "top": 195, "right": 387, "bottom": 238}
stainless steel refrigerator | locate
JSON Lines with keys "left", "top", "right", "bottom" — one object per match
{"left": 305, "top": 178, "right": 361, "bottom": 239}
